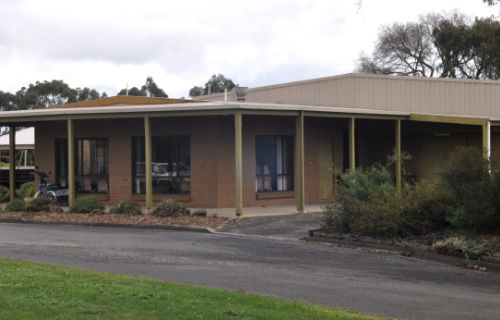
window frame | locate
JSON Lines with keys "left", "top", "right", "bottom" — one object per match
{"left": 131, "top": 135, "right": 191, "bottom": 195}
{"left": 255, "top": 135, "right": 294, "bottom": 193}
{"left": 55, "top": 137, "right": 109, "bottom": 194}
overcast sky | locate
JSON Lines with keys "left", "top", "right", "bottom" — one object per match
{"left": 0, "top": 0, "right": 496, "bottom": 98}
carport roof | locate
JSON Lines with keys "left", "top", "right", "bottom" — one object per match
{"left": 0, "top": 101, "right": 410, "bottom": 124}
{"left": 1, "top": 100, "right": 499, "bottom": 127}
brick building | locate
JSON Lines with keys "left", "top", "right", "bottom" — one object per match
{"left": 0, "top": 73, "right": 499, "bottom": 215}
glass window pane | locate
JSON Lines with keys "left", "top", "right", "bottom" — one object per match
{"left": 255, "top": 135, "right": 294, "bottom": 192}
{"left": 132, "top": 136, "right": 190, "bottom": 194}
{"left": 57, "top": 138, "right": 109, "bottom": 194}
{"left": 55, "top": 139, "right": 68, "bottom": 188}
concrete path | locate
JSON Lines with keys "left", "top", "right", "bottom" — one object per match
{"left": 0, "top": 223, "right": 499, "bottom": 320}
{"left": 189, "top": 205, "right": 322, "bottom": 219}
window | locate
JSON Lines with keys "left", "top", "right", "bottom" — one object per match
{"left": 16, "top": 149, "right": 35, "bottom": 168}
{"left": 55, "top": 139, "right": 68, "bottom": 188}
{"left": 132, "top": 136, "right": 191, "bottom": 194}
{"left": 0, "top": 149, "right": 35, "bottom": 168}
{"left": 55, "top": 138, "right": 109, "bottom": 193}
{"left": 255, "top": 136, "right": 294, "bottom": 192}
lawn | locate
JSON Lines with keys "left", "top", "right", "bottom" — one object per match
{"left": 0, "top": 259, "right": 381, "bottom": 320}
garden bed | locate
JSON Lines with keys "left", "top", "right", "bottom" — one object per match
{"left": 308, "top": 229, "right": 500, "bottom": 271}
{"left": 0, "top": 211, "right": 228, "bottom": 230}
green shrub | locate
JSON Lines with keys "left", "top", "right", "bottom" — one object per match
{"left": 4, "top": 199, "right": 26, "bottom": 212}
{"left": 323, "top": 147, "right": 500, "bottom": 238}
{"left": 402, "top": 182, "right": 450, "bottom": 236}
{"left": 437, "top": 147, "right": 500, "bottom": 233}
{"left": 0, "top": 185, "right": 9, "bottom": 203}
{"left": 322, "top": 165, "right": 405, "bottom": 237}
{"left": 26, "top": 197, "right": 56, "bottom": 212}
{"left": 350, "top": 189, "right": 406, "bottom": 238}
{"left": 18, "top": 182, "right": 36, "bottom": 198}
{"left": 433, "top": 237, "right": 500, "bottom": 260}
{"left": 323, "top": 164, "right": 450, "bottom": 238}
{"left": 71, "top": 196, "right": 104, "bottom": 214}
{"left": 110, "top": 200, "right": 142, "bottom": 216}
{"left": 152, "top": 199, "right": 190, "bottom": 217}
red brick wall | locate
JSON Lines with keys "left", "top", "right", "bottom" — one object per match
{"left": 35, "top": 116, "right": 489, "bottom": 209}
{"left": 35, "top": 115, "right": 347, "bottom": 208}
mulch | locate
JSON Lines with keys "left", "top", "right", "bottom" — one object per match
{"left": 0, "top": 212, "right": 228, "bottom": 229}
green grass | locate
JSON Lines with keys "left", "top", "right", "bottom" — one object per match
{"left": 0, "top": 258, "right": 381, "bottom": 320}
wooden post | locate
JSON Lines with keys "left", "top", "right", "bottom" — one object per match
{"left": 395, "top": 119, "right": 402, "bottom": 194}
{"left": 295, "top": 111, "right": 305, "bottom": 213}
{"left": 67, "top": 119, "right": 75, "bottom": 207}
{"left": 483, "top": 121, "right": 491, "bottom": 160}
{"left": 349, "top": 117, "right": 356, "bottom": 172}
{"left": 8, "top": 126, "right": 15, "bottom": 202}
{"left": 234, "top": 112, "right": 243, "bottom": 216}
{"left": 144, "top": 116, "right": 153, "bottom": 209}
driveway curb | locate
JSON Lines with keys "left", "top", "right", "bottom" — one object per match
{"left": 305, "top": 234, "right": 500, "bottom": 274}
{"left": 0, "top": 218, "right": 214, "bottom": 233}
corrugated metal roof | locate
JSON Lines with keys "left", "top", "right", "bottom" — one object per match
{"left": 195, "top": 73, "right": 500, "bottom": 118}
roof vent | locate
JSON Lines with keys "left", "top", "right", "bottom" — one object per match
{"left": 234, "top": 87, "right": 248, "bottom": 101}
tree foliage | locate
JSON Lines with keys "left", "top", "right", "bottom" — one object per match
{"left": 0, "top": 80, "right": 106, "bottom": 111}
{"left": 189, "top": 74, "right": 236, "bottom": 97}
{"left": 117, "top": 77, "right": 168, "bottom": 98}
{"left": 357, "top": 13, "right": 500, "bottom": 79}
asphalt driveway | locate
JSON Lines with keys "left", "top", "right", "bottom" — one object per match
{"left": 219, "top": 213, "right": 322, "bottom": 239}
{"left": 0, "top": 223, "right": 498, "bottom": 320}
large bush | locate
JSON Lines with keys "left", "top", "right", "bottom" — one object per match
{"left": 0, "top": 185, "right": 9, "bottom": 203}
{"left": 5, "top": 199, "right": 26, "bottom": 212}
{"left": 71, "top": 196, "right": 104, "bottom": 214}
{"left": 110, "top": 200, "right": 142, "bottom": 216}
{"left": 402, "top": 182, "right": 450, "bottom": 236}
{"left": 437, "top": 147, "right": 500, "bottom": 233}
{"left": 322, "top": 165, "right": 406, "bottom": 238}
{"left": 18, "top": 182, "right": 36, "bottom": 198}
{"left": 152, "top": 199, "right": 190, "bottom": 218}
{"left": 323, "top": 147, "right": 500, "bottom": 238}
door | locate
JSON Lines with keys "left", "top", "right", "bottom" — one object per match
{"left": 318, "top": 137, "right": 335, "bottom": 200}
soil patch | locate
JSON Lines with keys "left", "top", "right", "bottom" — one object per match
{"left": 0, "top": 212, "right": 228, "bottom": 229}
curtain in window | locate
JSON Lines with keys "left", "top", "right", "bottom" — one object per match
{"left": 256, "top": 136, "right": 294, "bottom": 192}
{"left": 55, "top": 138, "right": 109, "bottom": 193}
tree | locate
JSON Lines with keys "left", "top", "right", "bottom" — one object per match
{"left": 15, "top": 80, "right": 77, "bottom": 109}
{"left": 0, "top": 91, "right": 16, "bottom": 111}
{"left": 75, "top": 87, "right": 102, "bottom": 101}
{"left": 189, "top": 74, "right": 236, "bottom": 97}
{"left": 189, "top": 86, "right": 204, "bottom": 97}
{"left": 117, "top": 87, "right": 143, "bottom": 96}
{"left": 141, "top": 77, "right": 168, "bottom": 97}
{"left": 0, "top": 80, "right": 105, "bottom": 111}
{"left": 358, "top": 20, "right": 436, "bottom": 76}
{"left": 357, "top": 13, "right": 500, "bottom": 80}
{"left": 117, "top": 77, "right": 168, "bottom": 98}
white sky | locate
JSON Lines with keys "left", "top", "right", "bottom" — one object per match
{"left": 0, "top": 0, "right": 496, "bottom": 98}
